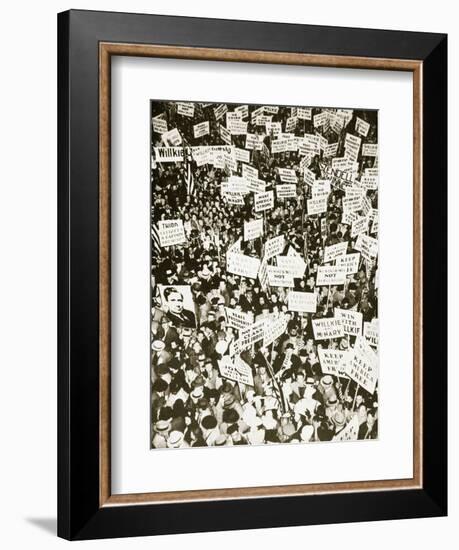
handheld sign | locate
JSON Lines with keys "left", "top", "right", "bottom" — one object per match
{"left": 288, "top": 291, "right": 317, "bottom": 313}
{"left": 157, "top": 220, "right": 187, "bottom": 247}
{"left": 312, "top": 317, "right": 344, "bottom": 340}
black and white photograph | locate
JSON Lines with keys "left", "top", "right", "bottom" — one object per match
{"left": 150, "top": 99, "right": 379, "bottom": 449}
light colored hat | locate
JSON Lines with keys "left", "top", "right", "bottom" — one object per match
{"left": 154, "top": 419, "right": 171, "bottom": 433}
{"left": 215, "top": 340, "right": 228, "bottom": 354}
{"left": 191, "top": 386, "right": 204, "bottom": 400}
{"left": 249, "top": 427, "right": 265, "bottom": 445}
{"left": 214, "top": 434, "right": 227, "bottom": 446}
{"left": 152, "top": 340, "right": 166, "bottom": 352}
{"left": 321, "top": 375, "right": 334, "bottom": 388}
{"left": 201, "top": 265, "right": 212, "bottom": 277}
{"left": 167, "top": 430, "right": 185, "bottom": 448}
{"left": 300, "top": 425, "right": 314, "bottom": 442}
{"left": 262, "top": 414, "right": 278, "bottom": 430}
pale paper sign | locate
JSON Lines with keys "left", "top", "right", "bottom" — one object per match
{"left": 335, "top": 308, "right": 363, "bottom": 336}
{"left": 288, "top": 291, "right": 317, "bottom": 313}
{"left": 312, "top": 317, "right": 344, "bottom": 340}
{"left": 157, "top": 220, "right": 187, "bottom": 247}
{"left": 226, "top": 252, "right": 261, "bottom": 279}
{"left": 316, "top": 265, "right": 347, "bottom": 286}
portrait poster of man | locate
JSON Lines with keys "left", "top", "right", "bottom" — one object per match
{"left": 156, "top": 285, "right": 197, "bottom": 329}
{"left": 150, "top": 100, "right": 379, "bottom": 450}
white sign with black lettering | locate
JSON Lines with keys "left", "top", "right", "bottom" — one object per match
{"left": 278, "top": 168, "right": 298, "bottom": 183}
{"left": 263, "top": 315, "right": 289, "bottom": 347}
{"left": 224, "top": 307, "right": 254, "bottom": 331}
{"left": 323, "top": 241, "right": 348, "bottom": 263}
{"left": 362, "top": 143, "right": 378, "bottom": 157}
{"left": 246, "top": 133, "right": 263, "bottom": 150}
{"left": 177, "top": 102, "right": 195, "bottom": 117}
{"left": 336, "top": 253, "right": 360, "bottom": 275}
{"left": 264, "top": 235, "right": 285, "bottom": 260}
{"left": 333, "top": 414, "right": 360, "bottom": 442}
{"left": 244, "top": 218, "right": 264, "bottom": 241}
{"left": 193, "top": 121, "right": 210, "bottom": 139}
{"left": 157, "top": 220, "right": 187, "bottom": 247}
{"left": 316, "top": 265, "right": 347, "bottom": 286}
{"left": 276, "top": 255, "right": 307, "bottom": 278}
{"left": 254, "top": 191, "right": 274, "bottom": 212}
{"left": 335, "top": 308, "right": 363, "bottom": 336}
{"left": 161, "top": 128, "right": 182, "bottom": 147}
{"left": 267, "top": 266, "right": 294, "bottom": 288}
{"left": 318, "top": 349, "right": 349, "bottom": 377}
{"left": 226, "top": 252, "right": 261, "bottom": 279}
{"left": 312, "top": 317, "right": 344, "bottom": 340}
{"left": 234, "top": 147, "right": 250, "bottom": 164}
{"left": 234, "top": 104, "right": 249, "bottom": 119}
{"left": 152, "top": 115, "right": 168, "bottom": 134}
{"left": 307, "top": 196, "right": 328, "bottom": 216}
{"left": 219, "top": 123, "right": 232, "bottom": 145}
{"left": 214, "top": 103, "right": 228, "bottom": 121}
{"left": 276, "top": 184, "right": 297, "bottom": 199}
{"left": 227, "top": 113, "right": 247, "bottom": 135}
{"left": 355, "top": 117, "right": 370, "bottom": 137}
{"left": 364, "top": 319, "right": 379, "bottom": 348}
{"left": 345, "top": 336, "right": 378, "bottom": 394}
{"left": 218, "top": 355, "right": 254, "bottom": 386}
{"left": 288, "top": 291, "right": 317, "bottom": 313}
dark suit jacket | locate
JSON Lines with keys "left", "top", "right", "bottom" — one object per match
{"left": 166, "top": 308, "right": 197, "bottom": 328}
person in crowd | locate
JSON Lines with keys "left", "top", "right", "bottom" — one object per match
{"left": 150, "top": 101, "right": 379, "bottom": 448}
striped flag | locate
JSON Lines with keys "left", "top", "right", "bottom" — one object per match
{"left": 185, "top": 156, "right": 195, "bottom": 195}
{"left": 182, "top": 139, "right": 195, "bottom": 196}
{"left": 151, "top": 224, "right": 161, "bottom": 262}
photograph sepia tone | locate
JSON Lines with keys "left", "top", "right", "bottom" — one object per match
{"left": 150, "top": 100, "right": 379, "bottom": 450}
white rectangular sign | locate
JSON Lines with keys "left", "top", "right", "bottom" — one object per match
{"left": 336, "top": 253, "right": 360, "bottom": 275}
{"left": 264, "top": 235, "right": 285, "bottom": 260}
{"left": 244, "top": 218, "right": 264, "bottom": 241}
{"left": 218, "top": 355, "right": 254, "bottom": 386}
{"left": 312, "top": 317, "right": 344, "bottom": 340}
{"left": 276, "top": 184, "right": 297, "bottom": 199}
{"left": 267, "top": 266, "right": 294, "bottom": 287}
{"left": 263, "top": 315, "right": 289, "bottom": 347}
{"left": 226, "top": 252, "right": 261, "bottom": 279}
{"left": 335, "top": 308, "right": 363, "bottom": 336}
{"left": 316, "top": 265, "right": 347, "bottom": 286}
{"left": 288, "top": 291, "right": 317, "bottom": 313}
{"left": 254, "top": 191, "right": 274, "bottom": 212}
{"left": 157, "top": 219, "right": 187, "bottom": 247}
{"left": 193, "top": 121, "right": 210, "bottom": 138}
{"left": 345, "top": 336, "right": 378, "bottom": 394}
{"left": 177, "top": 102, "right": 195, "bottom": 117}
{"left": 323, "top": 241, "right": 348, "bottom": 263}
{"left": 224, "top": 307, "right": 254, "bottom": 331}
{"left": 318, "top": 348, "right": 349, "bottom": 377}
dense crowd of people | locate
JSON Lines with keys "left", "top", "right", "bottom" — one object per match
{"left": 150, "top": 101, "right": 379, "bottom": 449}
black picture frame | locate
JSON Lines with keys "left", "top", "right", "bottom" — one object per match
{"left": 58, "top": 9, "right": 447, "bottom": 540}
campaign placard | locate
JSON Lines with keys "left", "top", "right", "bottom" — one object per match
{"left": 335, "top": 308, "right": 363, "bottom": 336}
{"left": 323, "top": 241, "right": 348, "bottom": 263}
{"left": 312, "top": 317, "right": 344, "bottom": 340}
{"left": 226, "top": 252, "right": 261, "bottom": 279}
{"left": 254, "top": 191, "right": 274, "bottom": 213}
{"left": 157, "top": 219, "right": 187, "bottom": 247}
{"left": 316, "top": 265, "right": 347, "bottom": 286}
{"left": 244, "top": 218, "right": 264, "bottom": 241}
{"left": 288, "top": 291, "right": 317, "bottom": 313}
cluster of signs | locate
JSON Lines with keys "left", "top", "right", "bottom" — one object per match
{"left": 313, "top": 308, "right": 379, "bottom": 395}
{"left": 152, "top": 102, "right": 379, "bottom": 402}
